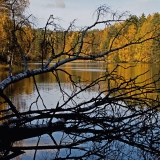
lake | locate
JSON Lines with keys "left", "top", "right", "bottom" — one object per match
{"left": 1, "top": 62, "right": 159, "bottom": 97}
{"left": 0, "top": 62, "right": 160, "bottom": 159}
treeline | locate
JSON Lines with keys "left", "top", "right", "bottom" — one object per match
{"left": 0, "top": 9, "right": 160, "bottom": 63}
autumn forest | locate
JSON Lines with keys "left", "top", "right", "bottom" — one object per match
{"left": 0, "top": 1, "right": 160, "bottom": 64}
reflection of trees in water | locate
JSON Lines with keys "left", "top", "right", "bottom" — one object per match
{"left": 1, "top": 64, "right": 160, "bottom": 159}
{"left": 1, "top": 63, "right": 160, "bottom": 100}
{"left": 0, "top": 97, "right": 7, "bottom": 121}
{"left": 1, "top": 66, "right": 160, "bottom": 159}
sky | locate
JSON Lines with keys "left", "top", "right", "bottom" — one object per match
{"left": 28, "top": 0, "right": 160, "bottom": 29}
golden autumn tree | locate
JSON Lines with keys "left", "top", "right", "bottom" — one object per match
{"left": 0, "top": 0, "right": 34, "bottom": 64}
{"left": 0, "top": 12, "right": 8, "bottom": 57}
{"left": 118, "top": 22, "right": 137, "bottom": 62}
{"left": 134, "top": 15, "right": 153, "bottom": 62}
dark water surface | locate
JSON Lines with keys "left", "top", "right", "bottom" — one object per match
{"left": 0, "top": 62, "right": 159, "bottom": 159}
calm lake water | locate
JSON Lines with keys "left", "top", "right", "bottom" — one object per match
{"left": 1, "top": 62, "right": 159, "bottom": 98}
{"left": 0, "top": 62, "right": 160, "bottom": 159}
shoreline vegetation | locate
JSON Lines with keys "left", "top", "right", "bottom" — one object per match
{"left": 0, "top": 11, "right": 160, "bottom": 64}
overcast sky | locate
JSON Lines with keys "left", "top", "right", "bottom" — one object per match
{"left": 28, "top": 0, "right": 160, "bottom": 29}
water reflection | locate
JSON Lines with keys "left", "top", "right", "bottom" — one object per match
{"left": 1, "top": 63, "right": 158, "bottom": 96}
{"left": 0, "top": 62, "right": 160, "bottom": 119}
{"left": 0, "top": 62, "right": 160, "bottom": 159}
